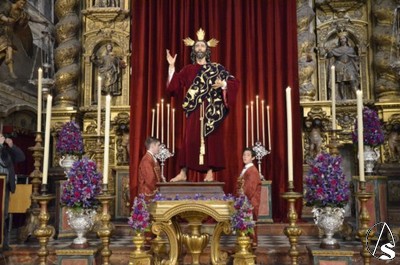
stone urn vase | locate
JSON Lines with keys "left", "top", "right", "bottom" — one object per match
{"left": 59, "top": 154, "right": 78, "bottom": 173}
{"left": 364, "top": 145, "right": 380, "bottom": 174}
{"left": 66, "top": 208, "right": 96, "bottom": 245}
{"left": 312, "top": 207, "right": 345, "bottom": 249}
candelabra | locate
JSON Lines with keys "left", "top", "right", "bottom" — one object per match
{"left": 252, "top": 141, "right": 270, "bottom": 180}
{"left": 155, "top": 144, "right": 174, "bottom": 182}
{"left": 356, "top": 181, "right": 373, "bottom": 265}
{"left": 96, "top": 186, "right": 115, "bottom": 265}
{"left": 281, "top": 182, "right": 302, "bottom": 265}
{"left": 33, "top": 186, "right": 55, "bottom": 265}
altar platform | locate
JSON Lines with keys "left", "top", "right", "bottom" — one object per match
{"left": 2, "top": 222, "right": 400, "bottom": 265}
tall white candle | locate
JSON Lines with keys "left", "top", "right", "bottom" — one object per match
{"left": 250, "top": 101, "right": 254, "bottom": 145}
{"left": 151, "top": 109, "right": 155, "bottom": 137}
{"left": 261, "top": 100, "right": 265, "bottom": 145}
{"left": 267, "top": 105, "right": 271, "bottom": 150}
{"left": 161, "top": 99, "right": 164, "bottom": 143}
{"left": 331, "top": 66, "right": 336, "bottom": 129}
{"left": 167, "top": 104, "right": 170, "bottom": 148}
{"left": 256, "top": 95, "right": 259, "bottom": 142}
{"left": 246, "top": 105, "right": 249, "bottom": 147}
{"left": 37, "top": 68, "right": 43, "bottom": 132}
{"left": 172, "top": 108, "right": 175, "bottom": 153}
{"left": 42, "top": 95, "right": 52, "bottom": 185}
{"left": 356, "top": 90, "right": 365, "bottom": 182}
{"left": 97, "top": 76, "right": 102, "bottom": 136}
{"left": 156, "top": 103, "right": 160, "bottom": 138}
{"left": 103, "top": 94, "right": 111, "bottom": 185}
{"left": 286, "top": 87, "right": 293, "bottom": 182}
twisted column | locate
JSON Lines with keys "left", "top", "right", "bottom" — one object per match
{"left": 54, "top": 0, "right": 81, "bottom": 107}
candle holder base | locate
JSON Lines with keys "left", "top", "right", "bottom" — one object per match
{"left": 281, "top": 191, "right": 302, "bottom": 265}
{"left": 356, "top": 182, "right": 374, "bottom": 265}
{"left": 33, "top": 193, "right": 55, "bottom": 265}
{"left": 96, "top": 192, "right": 115, "bottom": 265}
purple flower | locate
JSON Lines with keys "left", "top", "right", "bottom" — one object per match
{"left": 230, "top": 195, "right": 255, "bottom": 235}
{"left": 61, "top": 157, "right": 102, "bottom": 209}
{"left": 128, "top": 194, "right": 151, "bottom": 234}
{"left": 56, "top": 121, "right": 84, "bottom": 156}
{"left": 352, "top": 107, "right": 385, "bottom": 147}
{"left": 305, "top": 152, "right": 350, "bottom": 208}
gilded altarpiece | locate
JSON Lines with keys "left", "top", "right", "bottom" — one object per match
{"left": 299, "top": 0, "right": 400, "bottom": 224}
{"left": 80, "top": 2, "right": 131, "bottom": 218}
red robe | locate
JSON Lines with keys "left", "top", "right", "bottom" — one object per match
{"left": 238, "top": 165, "right": 261, "bottom": 220}
{"left": 138, "top": 152, "right": 161, "bottom": 199}
{"left": 167, "top": 63, "right": 239, "bottom": 175}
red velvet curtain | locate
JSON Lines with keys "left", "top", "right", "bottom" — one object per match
{"left": 130, "top": 0, "right": 302, "bottom": 221}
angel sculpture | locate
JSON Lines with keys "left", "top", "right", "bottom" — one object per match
{"left": 0, "top": 0, "right": 47, "bottom": 79}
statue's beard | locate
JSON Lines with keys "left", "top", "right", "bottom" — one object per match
{"left": 195, "top": 51, "right": 206, "bottom": 60}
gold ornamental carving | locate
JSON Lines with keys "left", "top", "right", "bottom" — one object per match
{"left": 372, "top": 1, "right": 400, "bottom": 100}
{"left": 149, "top": 200, "right": 234, "bottom": 265}
{"left": 54, "top": 0, "right": 80, "bottom": 108}
{"left": 384, "top": 113, "right": 400, "bottom": 163}
{"left": 298, "top": 0, "right": 317, "bottom": 101}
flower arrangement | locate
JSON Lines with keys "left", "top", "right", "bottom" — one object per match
{"left": 128, "top": 194, "right": 151, "bottom": 235}
{"left": 352, "top": 107, "right": 384, "bottom": 147}
{"left": 304, "top": 152, "right": 350, "bottom": 208}
{"left": 61, "top": 157, "right": 102, "bottom": 209}
{"left": 230, "top": 195, "right": 255, "bottom": 235}
{"left": 56, "top": 121, "right": 84, "bottom": 156}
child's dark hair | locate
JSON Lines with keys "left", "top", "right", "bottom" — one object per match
{"left": 145, "top": 136, "right": 160, "bottom": 150}
{"left": 243, "top": 147, "right": 256, "bottom": 158}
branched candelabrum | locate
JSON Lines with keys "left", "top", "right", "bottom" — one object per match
{"left": 155, "top": 144, "right": 174, "bottom": 182}
{"left": 252, "top": 141, "right": 270, "bottom": 180}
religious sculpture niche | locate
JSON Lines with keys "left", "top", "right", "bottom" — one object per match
{"left": 304, "top": 107, "right": 329, "bottom": 161}
{"left": 114, "top": 112, "right": 130, "bottom": 165}
{"left": 384, "top": 114, "right": 400, "bottom": 163}
{"left": 91, "top": 42, "right": 126, "bottom": 96}
{"left": 325, "top": 31, "right": 360, "bottom": 101}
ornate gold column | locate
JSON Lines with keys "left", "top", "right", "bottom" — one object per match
{"left": 54, "top": 0, "right": 80, "bottom": 107}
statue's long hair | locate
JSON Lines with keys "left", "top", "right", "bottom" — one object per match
{"left": 190, "top": 41, "right": 211, "bottom": 64}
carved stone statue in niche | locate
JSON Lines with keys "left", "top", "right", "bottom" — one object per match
{"left": 326, "top": 32, "right": 360, "bottom": 100}
{"left": 388, "top": 123, "right": 400, "bottom": 162}
{"left": 306, "top": 118, "right": 324, "bottom": 158}
{"left": 0, "top": 0, "right": 47, "bottom": 79}
{"left": 115, "top": 121, "right": 129, "bottom": 165}
{"left": 91, "top": 43, "right": 126, "bottom": 96}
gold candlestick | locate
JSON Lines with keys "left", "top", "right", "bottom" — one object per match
{"left": 30, "top": 132, "right": 44, "bottom": 202}
{"left": 327, "top": 129, "right": 342, "bottom": 156}
{"left": 281, "top": 184, "right": 302, "bottom": 265}
{"left": 33, "top": 193, "right": 55, "bottom": 265}
{"left": 96, "top": 189, "right": 115, "bottom": 265}
{"left": 19, "top": 132, "right": 44, "bottom": 242}
{"left": 356, "top": 181, "right": 374, "bottom": 265}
